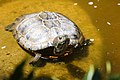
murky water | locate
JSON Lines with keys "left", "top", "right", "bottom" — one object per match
{"left": 77, "top": 0, "right": 120, "bottom": 74}
{"left": 0, "top": 0, "right": 119, "bottom": 80}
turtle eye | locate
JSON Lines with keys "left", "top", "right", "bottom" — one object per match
{"left": 59, "top": 37, "right": 62, "bottom": 40}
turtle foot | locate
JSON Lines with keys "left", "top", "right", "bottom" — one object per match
{"left": 29, "top": 53, "right": 43, "bottom": 67}
{"left": 29, "top": 58, "right": 46, "bottom": 67}
{"left": 83, "top": 39, "right": 94, "bottom": 46}
{"left": 5, "top": 23, "right": 15, "bottom": 32}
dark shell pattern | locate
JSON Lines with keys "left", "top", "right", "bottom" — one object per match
{"left": 12, "top": 11, "right": 83, "bottom": 51}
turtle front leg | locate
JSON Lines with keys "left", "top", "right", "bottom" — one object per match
{"left": 29, "top": 53, "right": 42, "bottom": 65}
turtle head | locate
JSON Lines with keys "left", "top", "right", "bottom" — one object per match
{"left": 53, "top": 35, "right": 70, "bottom": 55}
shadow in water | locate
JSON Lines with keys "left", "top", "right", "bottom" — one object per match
{"left": 3, "top": 59, "right": 52, "bottom": 80}
{"left": 8, "top": 59, "right": 26, "bottom": 80}
{"left": 34, "top": 75, "right": 52, "bottom": 80}
{"left": 63, "top": 45, "right": 89, "bottom": 63}
{"left": 66, "top": 64, "right": 86, "bottom": 79}
{"left": 19, "top": 43, "right": 90, "bottom": 67}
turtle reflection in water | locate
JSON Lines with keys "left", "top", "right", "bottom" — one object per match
{"left": 5, "top": 11, "right": 92, "bottom": 66}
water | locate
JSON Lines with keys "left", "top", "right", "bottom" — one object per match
{"left": 0, "top": 0, "right": 119, "bottom": 79}
{"left": 78, "top": 0, "right": 120, "bottom": 74}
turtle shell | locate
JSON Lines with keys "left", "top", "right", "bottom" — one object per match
{"left": 12, "top": 11, "right": 84, "bottom": 52}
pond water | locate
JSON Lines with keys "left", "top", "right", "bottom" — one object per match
{"left": 0, "top": 0, "right": 119, "bottom": 80}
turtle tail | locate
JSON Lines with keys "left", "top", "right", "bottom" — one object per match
{"left": 5, "top": 23, "right": 15, "bottom": 32}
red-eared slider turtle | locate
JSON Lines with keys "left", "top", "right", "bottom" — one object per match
{"left": 5, "top": 11, "right": 92, "bottom": 65}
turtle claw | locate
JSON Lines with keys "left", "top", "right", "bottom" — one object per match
{"left": 83, "top": 39, "right": 94, "bottom": 46}
{"left": 29, "top": 58, "right": 46, "bottom": 67}
{"left": 29, "top": 61, "right": 36, "bottom": 66}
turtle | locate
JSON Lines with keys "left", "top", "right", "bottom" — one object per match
{"left": 5, "top": 11, "right": 92, "bottom": 65}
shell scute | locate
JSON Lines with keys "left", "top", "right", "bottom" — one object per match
{"left": 12, "top": 11, "right": 82, "bottom": 51}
